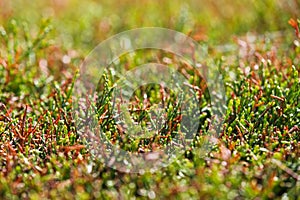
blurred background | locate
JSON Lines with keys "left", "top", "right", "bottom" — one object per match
{"left": 1, "top": 0, "right": 299, "bottom": 53}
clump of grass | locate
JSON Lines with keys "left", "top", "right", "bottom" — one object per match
{"left": 0, "top": 10, "right": 299, "bottom": 200}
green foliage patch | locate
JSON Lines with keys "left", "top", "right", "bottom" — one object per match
{"left": 0, "top": 1, "right": 299, "bottom": 199}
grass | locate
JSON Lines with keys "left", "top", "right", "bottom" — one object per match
{"left": 0, "top": 1, "right": 299, "bottom": 199}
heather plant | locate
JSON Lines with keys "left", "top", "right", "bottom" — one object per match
{"left": 0, "top": 1, "right": 299, "bottom": 199}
